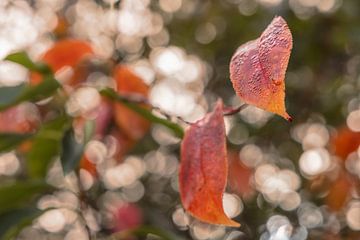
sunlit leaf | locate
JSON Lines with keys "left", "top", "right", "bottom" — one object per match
{"left": 229, "top": 16, "right": 292, "bottom": 120}
{"left": 27, "top": 116, "right": 71, "bottom": 178}
{"left": 0, "top": 207, "right": 42, "bottom": 240}
{"left": 179, "top": 100, "right": 240, "bottom": 227}
{"left": 0, "top": 181, "right": 51, "bottom": 214}
{"left": 113, "top": 66, "right": 151, "bottom": 140}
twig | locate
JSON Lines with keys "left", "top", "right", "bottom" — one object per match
{"left": 100, "top": 88, "right": 185, "bottom": 138}
{"left": 115, "top": 92, "right": 192, "bottom": 125}
{"left": 223, "top": 104, "right": 248, "bottom": 116}
{"left": 75, "top": 171, "right": 93, "bottom": 240}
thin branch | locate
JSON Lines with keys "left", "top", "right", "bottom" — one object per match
{"left": 113, "top": 92, "right": 192, "bottom": 125}
{"left": 223, "top": 104, "right": 249, "bottom": 116}
{"left": 100, "top": 88, "right": 185, "bottom": 138}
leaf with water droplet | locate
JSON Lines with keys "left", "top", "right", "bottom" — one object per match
{"left": 229, "top": 16, "right": 293, "bottom": 121}
{"left": 179, "top": 100, "right": 240, "bottom": 227}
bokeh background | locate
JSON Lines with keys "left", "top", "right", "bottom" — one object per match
{"left": 0, "top": 0, "right": 360, "bottom": 239}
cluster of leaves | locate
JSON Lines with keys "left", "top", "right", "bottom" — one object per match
{"left": 0, "top": 16, "right": 295, "bottom": 239}
{"left": 0, "top": 40, "right": 181, "bottom": 239}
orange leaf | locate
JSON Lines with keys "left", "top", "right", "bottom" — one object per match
{"left": 113, "top": 65, "right": 150, "bottom": 140}
{"left": 30, "top": 39, "right": 93, "bottom": 85}
{"left": 325, "top": 172, "right": 351, "bottom": 211}
{"left": 229, "top": 16, "right": 292, "bottom": 120}
{"left": 80, "top": 155, "right": 97, "bottom": 177}
{"left": 179, "top": 100, "right": 240, "bottom": 227}
{"left": 331, "top": 126, "right": 360, "bottom": 160}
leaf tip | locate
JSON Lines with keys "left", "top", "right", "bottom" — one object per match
{"left": 224, "top": 219, "right": 241, "bottom": 227}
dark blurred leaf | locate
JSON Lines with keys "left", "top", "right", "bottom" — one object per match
{"left": 0, "top": 207, "right": 42, "bottom": 240}
{"left": 0, "top": 76, "right": 61, "bottom": 111}
{"left": 100, "top": 88, "right": 184, "bottom": 138}
{"left": 0, "top": 133, "right": 34, "bottom": 153}
{"left": 0, "top": 181, "right": 51, "bottom": 214}
{"left": 0, "top": 84, "right": 26, "bottom": 107}
{"left": 60, "top": 128, "right": 85, "bottom": 175}
{"left": 27, "top": 116, "right": 71, "bottom": 178}
{"left": 5, "top": 52, "right": 51, "bottom": 74}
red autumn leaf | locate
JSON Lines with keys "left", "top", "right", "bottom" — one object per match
{"left": 229, "top": 16, "right": 292, "bottom": 121}
{"left": 113, "top": 65, "right": 151, "bottom": 140}
{"left": 331, "top": 126, "right": 360, "bottom": 160}
{"left": 0, "top": 104, "right": 40, "bottom": 133}
{"left": 80, "top": 155, "right": 97, "bottom": 177}
{"left": 179, "top": 100, "right": 240, "bottom": 227}
{"left": 112, "top": 203, "right": 143, "bottom": 232}
{"left": 30, "top": 39, "right": 94, "bottom": 85}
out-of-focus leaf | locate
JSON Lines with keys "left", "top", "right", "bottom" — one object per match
{"left": 229, "top": 16, "right": 292, "bottom": 121}
{"left": 326, "top": 172, "right": 352, "bottom": 211}
{"left": 0, "top": 103, "right": 40, "bottom": 134}
{"left": 331, "top": 126, "right": 360, "bottom": 160}
{"left": 111, "top": 225, "right": 183, "bottom": 240}
{"left": 0, "top": 133, "right": 34, "bottom": 152}
{"left": 228, "top": 151, "right": 254, "bottom": 200}
{"left": 179, "top": 100, "right": 240, "bottom": 227}
{"left": 0, "top": 75, "right": 60, "bottom": 111}
{"left": 0, "top": 207, "right": 42, "bottom": 240}
{"left": 0, "top": 181, "right": 51, "bottom": 214}
{"left": 5, "top": 52, "right": 51, "bottom": 74}
{"left": 113, "top": 66, "right": 151, "bottom": 140}
{"left": 100, "top": 88, "right": 184, "bottom": 138}
{"left": 30, "top": 39, "right": 94, "bottom": 86}
{"left": 60, "top": 128, "right": 85, "bottom": 175}
{"left": 0, "top": 84, "right": 26, "bottom": 107}
{"left": 27, "top": 116, "right": 71, "bottom": 178}
{"left": 83, "top": 120, "right": 95, "bottom": 143}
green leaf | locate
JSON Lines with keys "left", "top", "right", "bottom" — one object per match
{"left": 84, "top": 120, "right": 95, "bottom": 143}
{"left": 0, "top": 180, "right": 51, "bottom": 214}
{"left": 0, "top": 75, "right": 61, "bottom": 111}
{"left": 0, "top": 207, "right": 42, "bottom": 240}
{"left": 100, "top": 88, "right": 184, "bottom": 138}
{"left": 0, "top": 133, "right": 34, "bottom": 153}
{"left": 60, "top": 128, "right": 85, "bottom": 175}
{"left": 5, "top": 52, "right": 51, "bottom": 74}
{"left": 0, "top": 84, "right": 26, "bottom": 107}
{"left": 27, "top": 116, "right": 71, "bottom": 178}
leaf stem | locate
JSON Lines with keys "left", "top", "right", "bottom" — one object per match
{"left": 100, "top": 88, "right": 184, "bottom": 139}
{"left": 223, "top": 104, "right": 248, "bottom": 116}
